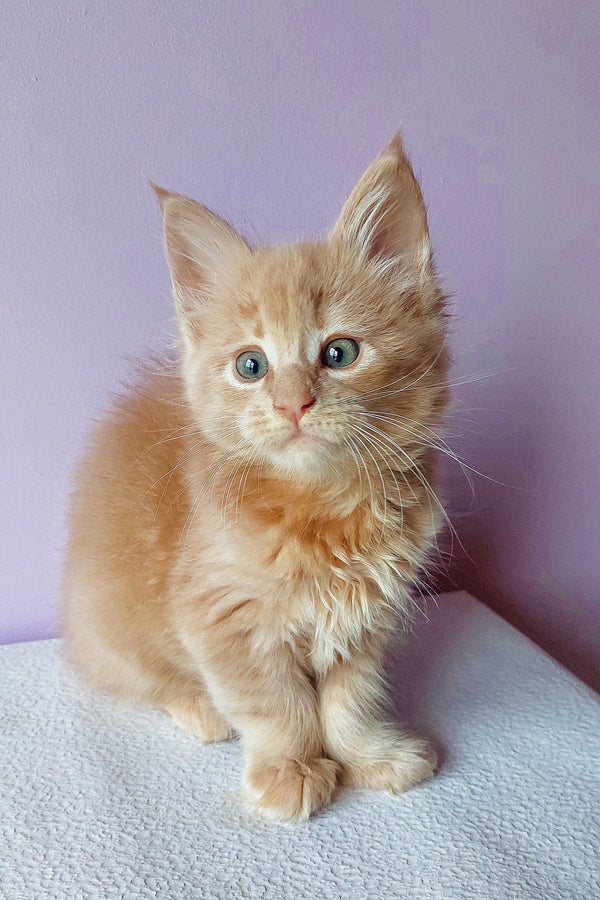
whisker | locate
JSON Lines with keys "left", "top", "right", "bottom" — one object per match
{"left": 349, "top": 430, "right": 389, "bottom": 547}
{"left": 147, "top": 425, "right": 239, "bottom": 491}
{"left": 354, "top": 409, "right": 512, "bottom": 490}
{"left": 342, "top": 435, "right": 364, "bottom": 494}
{"left": 148, "top": 426, "right": 241, "bottom": 523}
{"left": 339, "top": 345, "right": 447, "bottom": 406}
{"left": 352, "top": 410, "right": 475, "bottom": 501}
{"left": 221, "top": 447, "right": 250, "bottom": 526}
{"left": 357, "top": 371, "right": 499, "bottom": 406}
{"left": 235, "top": 446, "right": 262, "bottom": 524}
{"left": 144, "top": 416, "right": 240, "bottom": 450}
{"left": 177, "top": 438, "right": 247, "bottom": 549}
{"left": 345, "top": 433, "right": 375, "bottom": 517}
{"left": 349, "top": 416, "right": 468, "bottom": 564}
{"left": 349, "top": 426, "right": 406, "bottom": 538}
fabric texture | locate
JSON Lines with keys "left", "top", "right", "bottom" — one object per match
{"left": 1, "top": 592, "right": 598, "bottom": 899}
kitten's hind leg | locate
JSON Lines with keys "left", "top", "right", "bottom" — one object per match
{"left": 165, "top": 693, "right": 234, "bottom": 743}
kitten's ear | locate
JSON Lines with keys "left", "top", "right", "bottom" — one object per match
{"left": 151, "top": 184, "right": 250, "bottom": 319}
{"left": 332, "top": 134, "right": 431, "bottom": 273}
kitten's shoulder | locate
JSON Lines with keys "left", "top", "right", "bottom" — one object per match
{"left": 96, "top": 356, "right": 187, "bottom": 438}
{"left": 75, "top": 356, "right": 191, "bottom": 492}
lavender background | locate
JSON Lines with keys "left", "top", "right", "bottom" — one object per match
{"left": 1, "top": 1, "right": 598, "bottom": 688}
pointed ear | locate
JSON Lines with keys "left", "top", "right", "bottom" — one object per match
{"left": 331, "top": 134, "right": 431, "bottom": 274}
{"left": 151, "top": 183, "right": 250, "bottom": 320}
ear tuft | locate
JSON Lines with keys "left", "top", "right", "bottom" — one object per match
{"left": 332, "top": 133, "right": 431, "bottom": 274}
{"left": 378, "top": 132, "right": 405, "bottom": 161}
{"left": 149, "top": 182, "right": 172, "bottom": 210}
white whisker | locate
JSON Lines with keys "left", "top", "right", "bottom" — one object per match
{"left": 178, "top": 437, "right": 247, "bottom": 549}
{"left": 350, "top": 415, "right": 471, "bottom": 565}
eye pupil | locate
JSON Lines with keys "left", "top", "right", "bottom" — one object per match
{"left": 246, "top": 358, "right": 258, "bottom": 374}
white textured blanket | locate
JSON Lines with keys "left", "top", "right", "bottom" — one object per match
{"left": 1, "top": 592, "right": 598, "bottom": 899}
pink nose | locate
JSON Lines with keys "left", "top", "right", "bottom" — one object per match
{"left": 274, "top": 394, "right": 316, "bottom": 427}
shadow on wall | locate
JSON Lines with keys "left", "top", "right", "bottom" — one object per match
{"left": 438, "top": 379, "right": 600, "bottom": 694}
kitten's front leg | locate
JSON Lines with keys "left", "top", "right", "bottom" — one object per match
{"left": 191, "top": 630, "right": 339, "bottom": 822}
{"left": 319, "top": 646, "right": 436, "bottom": 794}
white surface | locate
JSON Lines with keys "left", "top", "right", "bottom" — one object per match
{"left": 1, "top": 591, "right": 599, "bottom": 899}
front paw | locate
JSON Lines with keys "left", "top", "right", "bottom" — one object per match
{"left": 340, "top": 736, "right": 437, "bottom": 794}
{"left": 244, "top": 756, "right": 340, "bottom": 822}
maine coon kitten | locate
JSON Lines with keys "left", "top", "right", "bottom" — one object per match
{"left": 63, "top": 135, "right": 449, "bottom": 822}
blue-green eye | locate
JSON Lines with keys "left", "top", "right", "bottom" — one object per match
{"left": 236, "top": 349, "right": 268, "bottom": 380}
{"left": 322, "top": 338, "right": 360, "bottom": 369}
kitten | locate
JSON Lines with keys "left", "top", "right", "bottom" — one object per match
{"left": 63, "top": 135, "right": 449, "bottom": 822}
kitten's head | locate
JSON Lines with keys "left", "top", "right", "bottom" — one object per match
{"left": 155, "top": 136, "right": 449, "bottom": 485}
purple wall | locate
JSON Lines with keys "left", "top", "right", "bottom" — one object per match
{"left": 1, "top": 1, "right": 599, "bottom": 688}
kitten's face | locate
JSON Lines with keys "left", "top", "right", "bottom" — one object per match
{"left": 155, "top": 136, "right": 448, "bottom": 484}
{"left": 183, "top": 244, "right": 447, "bottom": 482}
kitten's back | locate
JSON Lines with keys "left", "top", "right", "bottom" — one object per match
{"left": 62, "top": 365, "right": 199, "bottom": 704}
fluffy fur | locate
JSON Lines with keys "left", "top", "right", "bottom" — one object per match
{"left": 63, "top": 135, "right": 450, "bottom": 822}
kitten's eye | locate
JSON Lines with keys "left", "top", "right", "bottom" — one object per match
{"left": 235, "top": 350, "right": 269, "bottom": 380}
{"left": 322, "top": 338, "right": 360, "bottom": 369}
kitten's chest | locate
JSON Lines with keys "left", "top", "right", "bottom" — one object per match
{"left": 257, "top": 511, "right": 407, "bottom": 673}
{"left": 196, "top": 492, "right": 412, "bottom": 671}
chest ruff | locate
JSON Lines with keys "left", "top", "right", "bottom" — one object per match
{"left": 239, "top": 485, "right": 426, "bottom": 673}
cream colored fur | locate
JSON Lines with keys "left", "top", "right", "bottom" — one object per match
{"left": 63, "top": 135, "right": 450, "bottom": 822}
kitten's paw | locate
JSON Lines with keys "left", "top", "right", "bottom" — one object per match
{"left": 165, "top": 695, "right": 233, "bottom": 743}
{"left": 340, "top": 739, "right": 437, "bottom": 794}
{"left": 244, "top": 756, "right": 340, "bottom": 823}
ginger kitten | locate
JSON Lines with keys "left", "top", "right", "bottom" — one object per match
{"left": 63, "top": 135, "right": 449, "bottom": 822}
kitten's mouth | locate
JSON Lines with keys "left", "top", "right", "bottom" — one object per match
{"left": 287, "top": 427, "right": 305, "bottom": 441}
{"left": 275, "top": 428, "right": 321, "bottom": 456}
{"left": 284, "top": 425, "right": 319, "bottom": 445}
{"left": 268, "top": 426, "right": 341, "bottom": 479}
{"left": 271, "top": 421, "right": 335, "bottom": 457}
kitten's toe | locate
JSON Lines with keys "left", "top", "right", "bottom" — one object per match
{"left": 340, "top": 738, "right": 437, "bottom": 794}
{"left": 165, "top": 695, "right": 233, "bottom": 743}
{"left": 244, "top": 756, "right": 340, "bottom": 823}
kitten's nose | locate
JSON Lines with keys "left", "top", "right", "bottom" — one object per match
{"left": 274, "top": 393, "right": 316, "bottom": 428}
